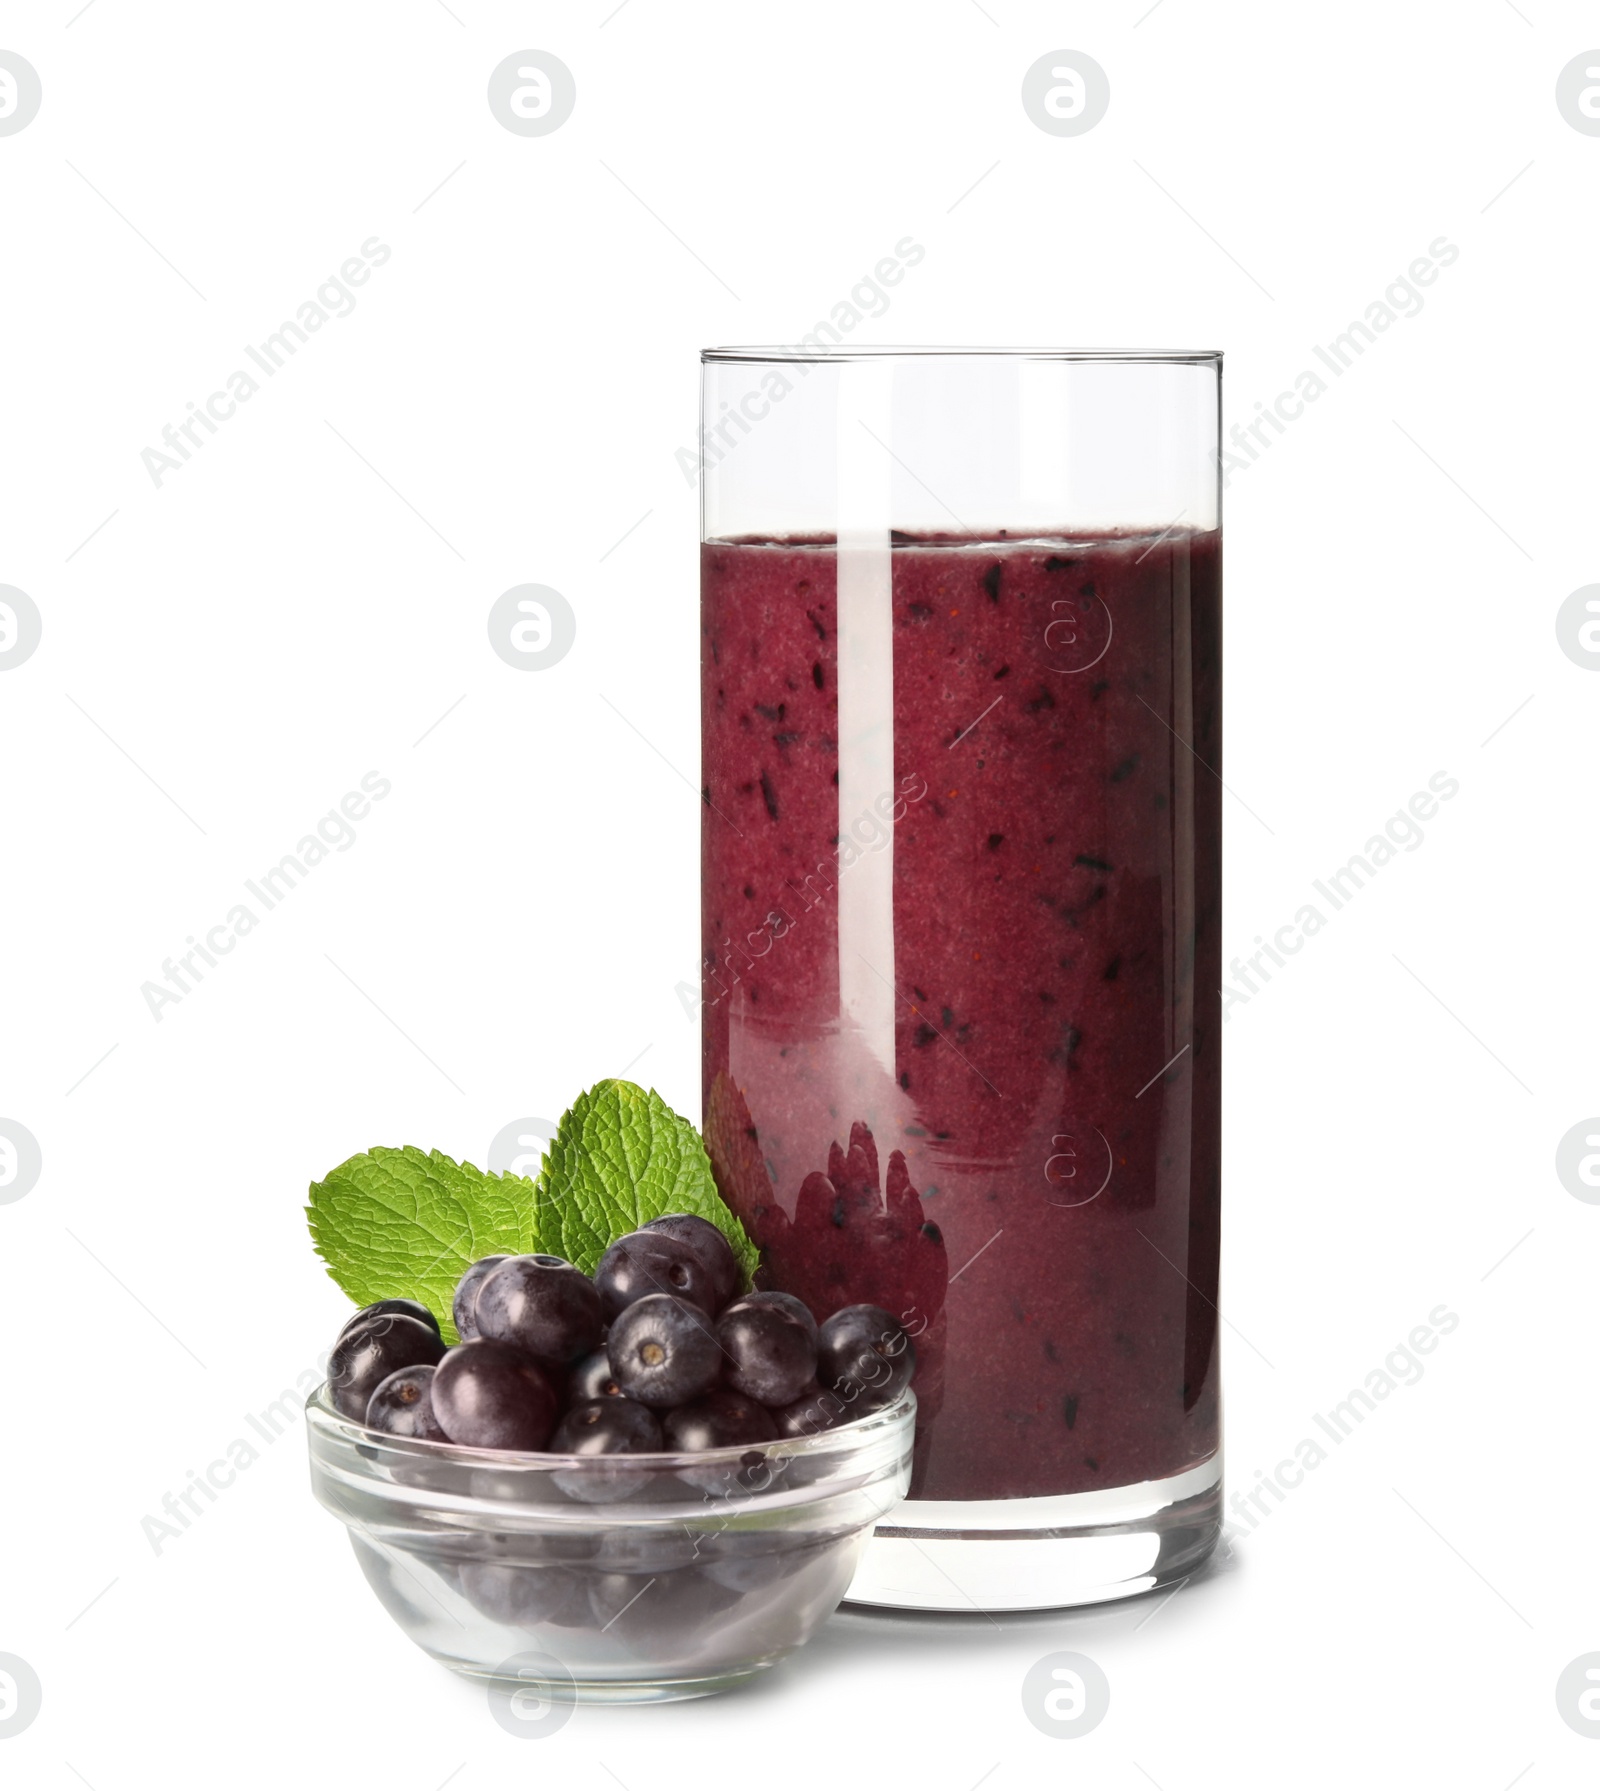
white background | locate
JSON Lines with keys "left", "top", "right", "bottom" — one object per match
{"left": 2, "top": 2, "right": 1598, "bottom": 1785}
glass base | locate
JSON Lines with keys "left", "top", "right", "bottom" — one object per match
{"left": 450, "top": 1658, "right": 782, "bottom": 1705}
{"left": 844, "top": 1455, "right": 1222, "bottom": 1612}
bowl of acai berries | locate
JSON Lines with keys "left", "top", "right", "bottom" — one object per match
{"left": 306, "top": 1213, "right": 916, "bottom": 1703}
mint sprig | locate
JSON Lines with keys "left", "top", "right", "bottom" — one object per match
{"left": 533, "top": 1079, "right": 757, "bottom": 1283}
{"left": 308, "top": 1146, "right": 536, "bottom": 1344}
{"left": 307, "top": 1081, "right": 757, "bottom": 1340}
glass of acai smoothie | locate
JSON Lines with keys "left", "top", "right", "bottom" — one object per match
{"left": 698, "top": 347, "right": 1222, "bottom": 1610}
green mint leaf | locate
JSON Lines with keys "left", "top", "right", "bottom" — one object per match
{"left": 534, "top": 1080, "right": 758, "bottom": 1284}
{"left": 307, "top": 1145, "right": 536, "bottom": 1344}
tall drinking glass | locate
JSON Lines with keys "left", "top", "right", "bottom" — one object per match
{"left": 698, "top": 348, "right": 1222, "bottom": 1609}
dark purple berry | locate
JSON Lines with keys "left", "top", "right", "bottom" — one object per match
{"left": 365, "top": 1364, "right": 447, "bottom": 1440}
{"left": 642, "top": 1213, "right": 741, "bottom": 1311}
{"left": 431, "top": 1339, "right": 559, "bottom": 1451}
{"left": 452, "top": 1255, "right": 508, "bottom": 1341}
{"left": 816, "top": 1304, "right": 916, "bottom": 1410}
{"left": 605, "top": 1294, "right": 721, "bottom": 1409}
{"left": 721, "top": 1289, "right": 818, "bottom": 1343}
{"left": 552, "top": 1397, "right": 663, "bottom": 1456}
{"left": 717, "top": 1301, "right": 817, "bottom": 1407}
{"left": 460, "top": 1562, "right": 592, "bottom": 1628}
{"left": 594, "top": 1527, "right": 701, "bottom": 1573}
{"left": 661, "top": 1389, "right": 778, "bottom": 1453}
{"left": 339, "top": 1297, "right": 440, "bottom": 1340}
{"left": 474, "top": 1254, "right": 603, "bottom": 1365}
{"left": 550, "top": 1397, "right": 664, "bottom": 1502}
{"left": 567, "top": 1349, "right": 625, "bottom": 1404}
{"left": 587, "top": 1568, "right": 741, "bottom": 1642}
{"left": 329, "top": 1312, "right": 444, "bottom": 1420}
{"left": 664, "top": 1391, "right": 781, "bottom": 1496}
{"left": 594, "top": 1232, "right": 722, "bottom": 1322}
{"left": 699, "top": 1539, "right": 790, "bottom": 1592}
{"left": 771, "top": 1381, "right": 849, "bottom": 1438}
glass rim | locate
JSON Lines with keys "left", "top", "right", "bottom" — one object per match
{"left": 702, "top": 345, "right": 1223, "bottom": 365}
{"left": 306, "top": 1380, "right": 916, "bottom": 1471}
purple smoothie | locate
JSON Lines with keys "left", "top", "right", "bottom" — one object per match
{"left": 701, "top": 531, "right": 1220, "bottom": 1502}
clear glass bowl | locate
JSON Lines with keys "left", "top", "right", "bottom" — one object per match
{"left": 305, "top": 1383, "right": 914, "bottom": 1703}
